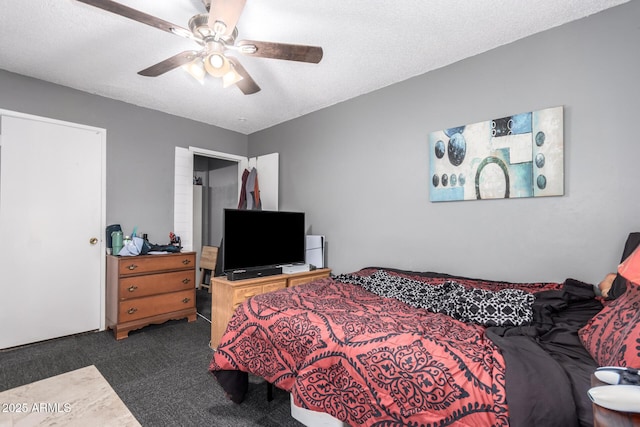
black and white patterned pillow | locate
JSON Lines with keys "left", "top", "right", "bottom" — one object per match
{"left": 336, "top": 270, "right": 534, "bottom": 327}
{"left": 440, "top": 282, "right": 535, "bottom": 326}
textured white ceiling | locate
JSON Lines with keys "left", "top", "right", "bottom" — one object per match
{"left": 0, "top": 0, "right": 629, "bottom": 134}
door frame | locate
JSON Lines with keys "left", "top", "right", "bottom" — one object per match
{"left": 0, "top": 109, "right": 107, "bottom": 334}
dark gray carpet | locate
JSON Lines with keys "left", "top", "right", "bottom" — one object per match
{"left": 196, "top": 287, "right": 212, "bottom": 322}
{"left": 0, "top": 289, "right": 304, "bottom": 427}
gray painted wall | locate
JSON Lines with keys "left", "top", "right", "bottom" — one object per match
{"left": 249, "top": 2, "right": 640, "bottom": 283}
{"left": 0, "top": 71, "right": 248, "bottom": 244}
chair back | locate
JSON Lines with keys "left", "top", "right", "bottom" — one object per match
{"left": 201, "top": 246, "right": 218, "bottom": 270}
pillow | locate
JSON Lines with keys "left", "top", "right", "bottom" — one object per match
{"left": 578, "top": 279, "right": 640, "bottom": 367}
{"left": 336, "top": 270, "right": 535, "bottom": 326}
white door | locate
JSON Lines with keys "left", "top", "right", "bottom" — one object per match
{"left": 247, "top": 152, "right": 279, "bottom": 211}
{"left": 0, "top": 112, "right": 105, "bottom": 349}
{"left": 174, "top": 147, "right": 195, "bottom": 251}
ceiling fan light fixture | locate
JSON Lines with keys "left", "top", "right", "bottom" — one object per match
{"left": 222, "top": 67, "right": 243, "bottom": 88}
{"left": 182, "top": 58, "right": 205, "bottom": 84}
{"left": 209, "top": 53, "right": 224, "bottom": 68}
{"left": 205, "top": 53, "right": 230, "bottom": 77}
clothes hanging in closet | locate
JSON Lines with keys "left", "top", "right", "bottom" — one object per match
{"left": 237, "top": 167, "right": 261, "bottom": 210}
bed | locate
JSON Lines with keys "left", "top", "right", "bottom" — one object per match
{"left": 209, "top": 234, "right": 640, "bottom": 427}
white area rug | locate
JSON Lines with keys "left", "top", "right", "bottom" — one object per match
{"left": 0, "top": 365, "right": 140, "bottom": 427}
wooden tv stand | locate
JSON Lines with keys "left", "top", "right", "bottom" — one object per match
{"left": 210, "top": 268, "right": 331, "bottom": 349}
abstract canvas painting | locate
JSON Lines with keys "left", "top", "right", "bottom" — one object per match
{"left": 429, "top": 106, "right": 563, "bottom": 202}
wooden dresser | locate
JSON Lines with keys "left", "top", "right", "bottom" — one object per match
{"left": 210, "top": 268, "right": 331, "bottom": 348}
{"left": 106, "top": 252, "right": 197, "bottom": 340}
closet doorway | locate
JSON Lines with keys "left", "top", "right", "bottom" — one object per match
{"left": 193, "top": 156, "right": 238, "bottom": 258}
{"left": 174, "top": 147, "right": 278, "bottom": 273}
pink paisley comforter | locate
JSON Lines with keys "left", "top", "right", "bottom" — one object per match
{"left": 209, "top": 268, "right": 562, "bottom": 426}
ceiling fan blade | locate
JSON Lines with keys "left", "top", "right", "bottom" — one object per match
{"left": 138, "top": 51, "right": 201, "bottom": 77}
{"left": 76, "top": 0, "right": 196, "bottom": 41}
{"left": 237, "top": 40, "right": 323, "bottom": 63}
{"left": 227, "top": 57, "right": 260, "bottom": 95}
{"left": 207, "top": 0, "right": 247, "bottom": 37}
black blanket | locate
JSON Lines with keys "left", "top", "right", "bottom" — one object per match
{"left": 486, "top": 279, "right": 603, "bottom": 427}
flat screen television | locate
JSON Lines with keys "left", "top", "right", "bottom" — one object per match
{"left": 222, "top": 209, "right": 306, "bottom": 272}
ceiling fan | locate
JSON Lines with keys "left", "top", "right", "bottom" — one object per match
{"left": 76, "top": 0, "right": 324, "bottom": 94}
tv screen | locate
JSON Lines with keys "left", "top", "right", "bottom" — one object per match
{"left": 222, "top": 209, "right": 306, "bottom": 272}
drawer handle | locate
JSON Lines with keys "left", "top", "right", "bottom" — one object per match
{"left": 182, "top": 278, "right": 191, "bottom": 284}
{"left": 182, "top": 259, "right": 191, "bottom": 265}
{"left": 127, "top": 264, "right": 138, "bottom": 270}
{"left": 127, "top": 285, "right": 138, "bottom": 292}
{"left": 182, "top": 298, "right": 191, "bottom": 303}
{"left": 127, "top": 308, "right": 138, "bottom": 315}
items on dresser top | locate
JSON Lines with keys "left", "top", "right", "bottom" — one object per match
{"left": 106, "top": 252, "right": 196, "bottom": 340}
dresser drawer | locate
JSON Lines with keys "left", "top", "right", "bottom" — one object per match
{"left": 118, "top": 253, "right": 196, "bottom": 276}
{"left": 288, "top": 272, "right": 328, "bottom": 287}
{"left": 263, "top": 281, "right": 287, "bottom": 294}
{"left": 118, "top": 270, "right": 195, "bottom": 299}
{"left": 231, "top": 280, "right": 287, "bottom": 308}
{"left": 232, "top": 284, "right": 264, "bottom": 306}
{"left": 118, "top": 289, "right": 195, "bottom": 322}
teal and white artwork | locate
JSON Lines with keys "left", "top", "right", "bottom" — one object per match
{"left": 429, "top": 106, "right": 563, "bottom": 202}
